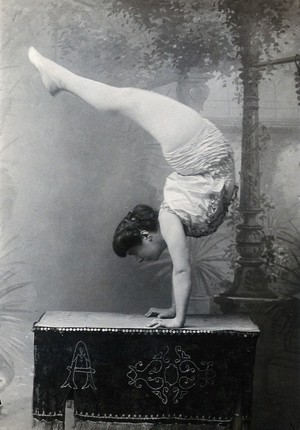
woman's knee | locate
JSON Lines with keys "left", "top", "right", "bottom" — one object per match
{"left": 117, "top": 87, "right": 145, "bottom": 115}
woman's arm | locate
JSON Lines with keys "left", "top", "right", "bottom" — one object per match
{"left": 147, "top": 210, "right": 191, "bottom": 328}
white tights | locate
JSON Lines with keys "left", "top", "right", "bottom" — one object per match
{"left": 28, "top": 47, "right": 205, "bottom": 153}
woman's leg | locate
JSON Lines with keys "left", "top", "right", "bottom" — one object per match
{"left": 28, "top": 47, "right": 204, "bottom": 153}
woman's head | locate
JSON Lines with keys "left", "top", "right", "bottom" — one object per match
{"left": 113, "top": 205, "right": 165, "bottom": 262}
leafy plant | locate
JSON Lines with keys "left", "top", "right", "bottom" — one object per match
{"left": 260, "top": 211, "right": 300, "bottom": 336}
{"left": 222, "top": 186, "right": 300, "bottom": 297}
{"left": 0, "top": 235, "right": 31, "bottom": 394}
{"left": 273, "top": 220, "right": 300, "bottom": 293}
{"left": 258, "top": 193, "right": 300, "bottom": 293}
{"left": 107, "top": 0, "right": 299, "bottom": 82}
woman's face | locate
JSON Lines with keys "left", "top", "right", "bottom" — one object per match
{"left": 128, "top": 232, "right": 166, "bottom": 263}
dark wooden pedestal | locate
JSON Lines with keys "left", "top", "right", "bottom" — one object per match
{"left": 32, "top": 312, "right": 259, "bottom": 430}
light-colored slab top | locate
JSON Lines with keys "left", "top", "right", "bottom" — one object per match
{"left": 33, "top": 311, "right": 259, "bottom": 333}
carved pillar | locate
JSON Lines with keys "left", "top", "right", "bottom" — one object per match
{"left": 217, "top": 67, "right": 276, "bottom": 307}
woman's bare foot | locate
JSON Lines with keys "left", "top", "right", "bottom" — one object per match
{"left": 28, "top": 47, "right": 65, "bottom": 95}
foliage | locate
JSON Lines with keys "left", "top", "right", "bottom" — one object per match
{"left": 0, "top": 235, "right": 31, "bottom": 393}
{"left": 108, "top": 0, "right": 235, "bottom": 76}
{"left": 222, "top": 185, "right": 300, "bottom": 299}
{"left": 258, "top": 193, "right": 300, "bottom": 293}
{"left": 5, "top": 0, "right": 298, "bottom": 91}
{"left": 107, "top": 0, "right": 298, "bottom": 80}
{"left": 260, "top": 201, "right": 300, "bottom": 336}
{"left": 0, "top": 45, "right": 31, "bottom": 393}
{"left": 216, "top": 0, "right": 296, "bottom": 63}
{"left": 225, "top": 188, "right": 300, "bottom": 297}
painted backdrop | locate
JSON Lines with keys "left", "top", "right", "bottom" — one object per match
{"left": 0, "top": 1, "right": 299, "bottom": 429}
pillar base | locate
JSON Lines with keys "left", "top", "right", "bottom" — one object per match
{"left": 214, "top": 294, "right": 281, "bottom": 314}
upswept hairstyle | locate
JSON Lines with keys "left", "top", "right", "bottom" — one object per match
{"left": 112, "top": 204, "right": 159, "bottom": 257}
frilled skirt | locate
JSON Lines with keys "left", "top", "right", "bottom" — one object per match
{"left": 160, "top": 172, "right": 236, "bottom": 237}
{"left": 160, "top": 119, "right": 236, "bottom": 237}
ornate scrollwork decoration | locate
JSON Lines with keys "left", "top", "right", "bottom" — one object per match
{"left": 127, "top": 346, "right": 216, "bottom": 404}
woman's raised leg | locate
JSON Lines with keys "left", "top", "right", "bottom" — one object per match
{"left": 28, "top": 47, "right": 204, "bottom": 153}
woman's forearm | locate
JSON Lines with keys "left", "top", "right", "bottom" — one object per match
{"left": 172, "top": 269, "right": 192, "bottom": 326}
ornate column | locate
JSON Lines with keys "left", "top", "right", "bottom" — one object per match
{"left": 216, "top": 66, "right": 276, "bottom": 312}
{"left": 233, "top": 67, "right": 275, "bottom": 297}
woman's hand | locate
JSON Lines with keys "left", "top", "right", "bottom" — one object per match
{"left": 145, "top": 307, "right": 176, "bottom": 319}
{"left": 146, "top": 318, "right": 183, "bottom": 329}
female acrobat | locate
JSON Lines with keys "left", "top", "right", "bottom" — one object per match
{"left": 28, "top": 47, "right": 236, "bottom": 329}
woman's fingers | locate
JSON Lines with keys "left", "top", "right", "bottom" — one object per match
{"left": 145, "top": 308, "right": 159, "bottom": 317}
{"left": 145, "top": 308, "right": 175, "bottom": 318}
{"left": 146, "top": 318, "right": 162, "bottom": 328}
{"left": 145, "top": 318, "right": 182, "bottom": 329}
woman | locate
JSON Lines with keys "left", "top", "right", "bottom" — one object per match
{"left": 28, "top": 47, "right": 236, "bottom": 329}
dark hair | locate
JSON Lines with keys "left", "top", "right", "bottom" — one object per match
{"left": 112, "top": 205, "right": 159, "bottom": 257}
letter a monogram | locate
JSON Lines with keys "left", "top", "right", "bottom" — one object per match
{"left": 61, "top": 341, "right": 97, "bottom": 390}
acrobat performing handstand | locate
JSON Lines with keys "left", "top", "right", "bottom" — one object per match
{"left": 28, "top": 46, "right": 236, "bottom": 329}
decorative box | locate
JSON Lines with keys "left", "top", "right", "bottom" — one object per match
{"left": 32, "top": 312, "right": 259, "bottom": 429}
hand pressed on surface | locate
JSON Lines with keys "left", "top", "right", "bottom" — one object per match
{"left": 145, "top": 307, "right": 176, "bottom": 319}
{"left": 146, "top": 318, "right": 183, "bottom": 329}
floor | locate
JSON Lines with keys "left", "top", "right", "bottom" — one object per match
{"left": 0, "top": 321, "right": 34, "bottom": 430}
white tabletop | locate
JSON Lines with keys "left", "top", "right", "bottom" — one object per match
{"left": 33, "top": 311, "right": 259, "bottom": 333}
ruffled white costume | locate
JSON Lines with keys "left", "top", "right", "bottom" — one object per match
{"left": 160, "top": 118, "right": 236, "bottom": 237}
